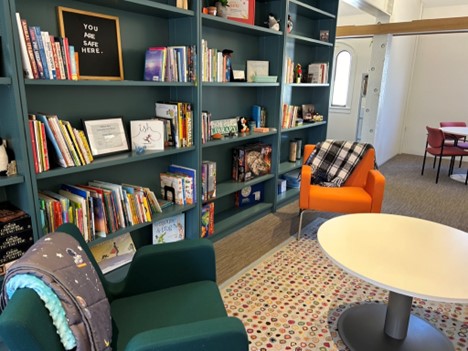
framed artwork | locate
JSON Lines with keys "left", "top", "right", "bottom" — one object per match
{"left": 57, "top": 7, "right": 124, "bottom": 80}
{"left": 246, "top": 60, "right": 269, "bottom": 82}
{"left": 130, "top": 120, "right": 164, "bottom": 151}
{"left": 226, "top": 0, "right": 255, "bottom": 25}
{"left": 83, "top": 117, "right": 129, "bottom": 157}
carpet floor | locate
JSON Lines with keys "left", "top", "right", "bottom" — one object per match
{"left": 220, "top": 218, "right": 468, "bottom": 351}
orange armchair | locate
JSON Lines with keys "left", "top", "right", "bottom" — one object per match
{"left": 298, "top": 144, "right": 385, "bottom": 239}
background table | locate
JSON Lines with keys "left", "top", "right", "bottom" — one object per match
{"left": 440, "top": 126, "right": 468, "bottom": 184}
{"left": 318, "top": 213, "right": 468, "bottom": 351}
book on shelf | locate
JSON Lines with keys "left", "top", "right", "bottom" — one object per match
{"left": 0, "top": 202, "right": 33, "bottom": 273}
{"left": 34, "top": 113, "right": 67, "bottom": 168}
{"left": 175, "top": 0, "right": 188, "bottom": 10}
{"left": 307, "top": 62, "right": 329, "bottom": 84}
{"left": 155, "top": 101, "right": 193, "bottom": 148}
{"left": 144, "top": 47, "right": 166, "bottom": 82}
{"left": 201, "top": 202, "right": 214, "bottom": 238}
{"left": 160, "top": 172, "right": 185, "bottom": 205}
{"left": 15, "top": 13, "right": 36, "bottom": 79}
{"left": 201, "top": 161, "right": 216, "bottom": 201}
{"left": 152, "top": 213, "right": 185, "bottom": 244}
{"left": 168, "top": 164, "right": 197, "bottom": 204}
{"left": 130, "top": 119, "right": 165, "bottom": 151}
{"left": 90, "top": 233, "right": 136, "bottom": 274}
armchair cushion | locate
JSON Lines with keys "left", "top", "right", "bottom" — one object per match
{"left": 111, "top": 280, "right": 230, "bottom": 350}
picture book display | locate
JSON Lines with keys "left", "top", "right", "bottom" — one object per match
{"left": 130, "top": 119, "right": 164, "bottom": 151}
{"left": 90, "top": 232, "right": 136, "bottom": 273}
{"left": 152, "top": 213, "right": 185, "bottom": 244}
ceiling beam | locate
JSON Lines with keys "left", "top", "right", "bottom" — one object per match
{"left": 337, "top": 16, "right": 468, "bottom": 38}
{"left": 341, "top": 0, "right": 391, "bottom": 18}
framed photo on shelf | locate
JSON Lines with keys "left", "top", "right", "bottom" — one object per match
{"left": 130, "top": 119, "right": 164, "bottom": 151}
{"left": 226, "top": 0, "right": 255, "bottom": 25}
{"left": 246, "top": 60, "right": 269, "bottom": 82}
{"left": 83, "top": 117, "right": 129, "bottom": 157}
{"left": 319, "top": 30, "right": 330, "bottom": 42}
{"left": 57, "top": 6, "right": 124, "bottom": 80}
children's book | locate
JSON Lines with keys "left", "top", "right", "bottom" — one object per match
{"left": 90, "top": 233, "right": 136, "bottom": 273}
{"left": 152, "top": 213, "right": 185, "bottom": 244}
{"left": 144, "top": 47, "right": 166, "bottom": 82}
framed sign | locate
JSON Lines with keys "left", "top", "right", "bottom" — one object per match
{"left": 83, "top": 118, "right": 129, "bottom": 157}
{"left": 58, "top": 7, "right": 124, "bottom": 80}
{"left": 226, "top": 0, "right": 255, "bottom": 25}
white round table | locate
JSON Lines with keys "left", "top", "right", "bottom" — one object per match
{"left": 318, "top": 213, "right": 468, "bottom": 351}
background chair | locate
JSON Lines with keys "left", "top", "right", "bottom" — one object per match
{"left": 440, "top": 121, "right": 468, "bottom": 167}
{"left": 422, "top": 126, "right": 467, "bottom": 184}
{"left": 298, "top": 144, "right": 385, "bottom": 239}
{"left": 0, "top": 223, "right": 249, "bottom": 351}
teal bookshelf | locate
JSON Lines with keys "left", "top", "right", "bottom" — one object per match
{"left": 0, "top": 0, "right": 338, "bottom": 254}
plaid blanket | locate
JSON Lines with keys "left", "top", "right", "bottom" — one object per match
{"left": 304, "top": 140, "right": 375, "bottom": 187}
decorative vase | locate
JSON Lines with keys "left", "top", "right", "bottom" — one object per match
{"left": 215, "top": 2, "right": 227, "bottom": 18}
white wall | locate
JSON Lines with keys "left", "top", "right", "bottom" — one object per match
{"left": 373, "top": 0, "right": 421, "bottom": 164}
{"left": 401, "top": 4, "right": 468, "bottom": 155}
{"left": 329, "top": 0, "right": 421, "bottom": 164}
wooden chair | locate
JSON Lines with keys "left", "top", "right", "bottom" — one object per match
{"left": 297, "top": 144, "right": 385, "bottom": 239}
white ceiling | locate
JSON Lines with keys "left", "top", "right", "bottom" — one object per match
{"left": 338, "top": 0, "right": 468, "bottom": 18}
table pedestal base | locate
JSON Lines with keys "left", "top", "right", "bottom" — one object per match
{"left": 338, "top": 304, "right": 454, "bottom": 351}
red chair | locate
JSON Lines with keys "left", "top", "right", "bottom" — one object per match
{"left": 440, "top": 121, "right": 468, "bottom": 167}
{"left": 422, "top": 126, "right": 467, "bottom": 183}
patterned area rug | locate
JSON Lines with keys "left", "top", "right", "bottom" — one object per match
{"left": 221, "top": 218, "right": 468, "bottom": 351}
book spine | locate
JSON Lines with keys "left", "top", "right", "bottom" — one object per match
{"left": 41, "top": 31, "right": 56, "bottom": 79}
{"left": 19, "top": 17, "right": 39, "bottom": 79}
{"left": 69, "top": 46, "right": 78, "bottom": 80}
{"left": 47, "top": 116, "right": 74, "bottom": 166}
{"left": 28, "top": 119, "right": 39, "bottom": 173}
{"left": 65, "top": 122, "right": 86, "bottom": 165}
{"left": 39, "top": 121, "right": 50, "bottom": 171}
{"left": 72, "top": 128, "right": 90, "bottom": 164}
{"left": 15, "top": 13, "right": 34, "bottom": 79}
{"left": 28, "top": 26, "right": 45, "bottom": 79}
{"left": 58, "top": 120, "right": 81, "bottom": 166}
{"left": 35, "top": 114, "right": 67, "bottom": 168}
{"left": 78, "top": 130, "right": 94, "bottom": 162}
{"left": 32, "top": 27, "right": 50, "bottom": 79}
{"left": 61, "top": 37, "right": 72, "bottom": 80}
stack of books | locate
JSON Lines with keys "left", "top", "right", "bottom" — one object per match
{"left": 155, "top": 101, "right": 193, "bottom": 148}
{"left": 28, "top": 113, "right": 93, "bottom": 173}
{"left": 0, "top": 202, "right": 33, "bottom": 275}
{"left": 143, "top": 45, "right": 196, "bottom": 83}
{"left": 201, "top": 39, "right": 231, "bottom": 83}
{"left": 160, "top": 164, "right": 196, "bottom": 206}
{"left": 38, "top": 181, "right": 167, "bottom": 241}
{"left": 15, "top": 13, "right": 78, "bottom": 80}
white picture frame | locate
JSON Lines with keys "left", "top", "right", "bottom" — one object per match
{"left": 83, "top": 117, "right": 129, "bottom": 157}
{"left": 130, "top": 119, "right": 164, "bottom": 151}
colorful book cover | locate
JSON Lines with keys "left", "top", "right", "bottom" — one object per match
{"left": 90, "top": 233, "right": 136, "bottom": 273}
{"left": 144, "top": 47, "right": 166, "bottom": 82}
{"left": 35, "top": 113, "right": 67, "bottom": 168}
{"left": 201, "top": 202, "right": 214, "bottom": 238}
{"left": 152, "top": 213, "right": 185, "bottom": 244}
{"left": 168, "top": 164, "right": 197, "bottom": 204}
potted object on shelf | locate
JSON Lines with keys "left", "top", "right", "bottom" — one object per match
{"left": 215, "top": 0, "right": 229, "bottom": 18}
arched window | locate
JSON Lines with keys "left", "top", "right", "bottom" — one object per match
{"left": 331, "top": 50, "right": 352, "bottom": 108}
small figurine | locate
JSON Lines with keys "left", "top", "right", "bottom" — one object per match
{"left": 238, "top": 116, "right": 249, "bottom": 133}
{"left": 0, "top": 138, "right": 8, "bottom": 176}
{"left": 266, "top": 13, "right": 280, "bottom": 31}
{"left": 295, "top": 63, "right": 302, "bottom": 83}
{"left": 222, "top": 49, "right": 233, "bottom": 82}
{"left": 287, "top": 15, "right": 293, "bottom": 33}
